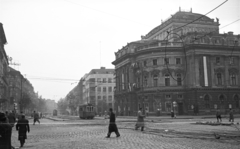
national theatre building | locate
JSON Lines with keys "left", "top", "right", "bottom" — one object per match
{"left": 112, "top": 10, "right": 240, "bottom": 116}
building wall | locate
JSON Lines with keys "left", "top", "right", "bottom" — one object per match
{"left": 112, "top": 10, "right": 240, "bottom": 116}
{"left": 82, "top": 67, "right": 115, "bottom": 114}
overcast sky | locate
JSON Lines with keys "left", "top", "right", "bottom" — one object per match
{"left": 0, "top": 0, "right": 239, "bottom": 102}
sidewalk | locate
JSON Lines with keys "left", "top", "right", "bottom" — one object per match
{"left": 44, "top": 114, "right": 240, "bottom": 122}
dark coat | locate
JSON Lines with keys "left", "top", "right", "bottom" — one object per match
{"left": 108, "top": 112, "right": 118, "bottom": 133}
{"left": 0, "top": 123, "right": 12, "bottom": 149}
{"left": 7, "top": 113, "right": 16, "bottom": 127}
{"left": 33, "top": 113, "right": 39, "bottom": 120}
{"left": 16, "top": 118, "right": 30, "bottom": 140}
{"left": 136, "top": 110, "right": 145, "bottom": 127}
{"left": 229, "top": 111, "right": 234, "bottom": 119}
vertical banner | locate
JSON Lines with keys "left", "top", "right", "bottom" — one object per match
{"left": 203, "top": 56, "right": 208, "bottom": 86}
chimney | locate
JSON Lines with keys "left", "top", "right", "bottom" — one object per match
{"left": 100, "top": 67, "right": 106, "bottom": 69}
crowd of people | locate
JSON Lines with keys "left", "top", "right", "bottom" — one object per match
{"left": 0, "top": 110, "right": 41, "bottom": 149}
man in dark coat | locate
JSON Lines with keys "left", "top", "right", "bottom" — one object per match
{"left": 16, "top": 115, "right": 30, "bottom": 147}
{"left": 8, "top": 111, "right": 16, "bottom": 128}
{"left": 229, "top": 109, "right": 234, "bottom": 122}
{"left": 216, "top": 109, "right": 222, "bottom": 122}
{"left": 33, "top": 111, "right": 40, "bottom": 125}
{"left": 0, "top": 112, "right": 12, "bottom": 149}
{"left": 106, "top": 108, "right": 120, "bottom": 138}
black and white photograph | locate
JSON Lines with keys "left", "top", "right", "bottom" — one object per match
{"left": 0, "top": 0, "right": 240, "bottom": 148}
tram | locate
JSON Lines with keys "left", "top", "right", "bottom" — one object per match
{"left": 79, "top": 103, "right": 95, "bottom": 119}
{"left": 53, "top": 109, "right": 58, "bottom": 116}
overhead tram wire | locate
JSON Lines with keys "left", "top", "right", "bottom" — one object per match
{"left": 62, "top": 0, "right": 151, "bottom": 27}
{"left": 163, "top": 17, "right": 239, "bottom": 82}
{"left": 164, "top": 32, "right": 188, "bottom": 82}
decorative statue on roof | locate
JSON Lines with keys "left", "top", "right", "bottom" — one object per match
{"left": 216, "top": 17, "right": 219, "bottom": 23}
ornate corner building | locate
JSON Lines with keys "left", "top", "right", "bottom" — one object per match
{"left": 112, "top": 10, "right": 240, "bottom": 116}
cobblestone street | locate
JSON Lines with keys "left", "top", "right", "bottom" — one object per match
{"left": 9, "top": 118, "right": 240, "bottom": 149}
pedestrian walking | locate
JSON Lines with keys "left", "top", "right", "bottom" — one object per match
{"left": 135, "top": 108, "right": 145, "bottom": 131}
{"left": 106, "top": 108, "right": 120, "bottom": 138}
{"left": 0, "top": 112, "right": 13, "bottom": 149}
{"left": 33, "top": 111, "right": 40, "bottom": 125}
{"left": 171, "top": 110, "right": 174, "bottom": 119}
{"left": 16, "top": 115, "right": 30, "bottom": 148}
{"left": 8, "top": 111, "right": 16, "bottom": 128}
{"left": 216, "top": 109, "right": 222, "bottom": 122}
{"left": 229, "top": 109, "right": 234, "bottom": 123}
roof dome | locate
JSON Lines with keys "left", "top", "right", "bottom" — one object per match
{"left": 172, "top": 11, "right": 212, "bottom": 22}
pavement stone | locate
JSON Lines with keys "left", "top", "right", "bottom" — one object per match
{"left": 10, "top": 118, "right": 240, "bottom": 149}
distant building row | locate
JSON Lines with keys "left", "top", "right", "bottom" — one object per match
{"left": 0, "top": 23, "right": 38, "bottom": 113}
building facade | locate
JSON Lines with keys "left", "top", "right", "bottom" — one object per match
{"left": 0, "top": 23, "right": 10, "bottom": 112}
{"left": 112, "top": 10, "right": 240, "bottom": 116}
{"left": 82, "top": 67, "right": 115, "bottom": 115}
{"left": 7, "top": 67, "right": 23, "bottom": 112}
{"left": 65, "top": 80, "right": 84, "bottom": 115}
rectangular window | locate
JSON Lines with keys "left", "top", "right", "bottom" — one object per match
{"left": 164, "top": 58, "right": 169, "bottom": 65}
{"left": 103, "top": 87, "right": 106, "bottom": 92}
{"left": 230, "top": 57, "right": 235, "bottom": 65}
{"left": 97, "top": 87, "right": 101, "bottom": 92}
{"left": 103, "top": 96, "right": 106, "bottom": 102}
{"left": 165, "top": 95, "right": 171, "bottom": 99}
{"left": 177, "top": 94, "right": 183, "bottom": 99}
{"left": 137, "top": 77, "right": 140, "bottom": 88}
{"left": 90, "top": 87, "right": 95, "bottom": 92}
{"left": 103, "top": 78, "right": 107, "bottom": 83}
{"left": 108, "top": 87, "right": 112, "bottom": 92}
{"left": 97, "top": 96, "right": 101, "bottom": 100}
{"left": 108, "top": 78, "right": 112, "bottom": 83}
{"left": 176, "top": 58, "right": 181, "bottom": 64}
{"left": 216, "top": 57, "right": 220, "bottom": 64}
{"left": 153, "top": 59, "right": 157, "bottom": 66}
{"left": 97, "top": 78, "right": 101, "bottom": 83}
{"left": 108, "top": 95, "right": 112, "bottom": 102}
{"left": 89, "top": 78, "right": 95, "bottom": 83}
{"left": 143, "top": 61, "right": 147, "bottom": 67}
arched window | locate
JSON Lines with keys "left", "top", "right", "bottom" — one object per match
{"left": 144, "top": 76, "right": 148, "bottom": 87}
{"left": 217, "top": 73, "right": 222, "bottom": 85}
{"left": 153, "top": 75, "right": 158, "bottom": 87}
{"left": 204, "top": 95, "right": 210, "bottom": 109}
{"left": 177, "top": 74, "right": 182, "bottom": 86}
{"left": 234, "top": 95, "right": 239, "bottom": 108}
{"left": 165, "top": 74, "right": 170, "bottom": 86}
{"left": 230, "top": 73, "right": 236, "bottom": 86}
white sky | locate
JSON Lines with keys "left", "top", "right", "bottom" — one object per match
{"left": 0, "top": 0, "right": 239, "bottom": 102}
